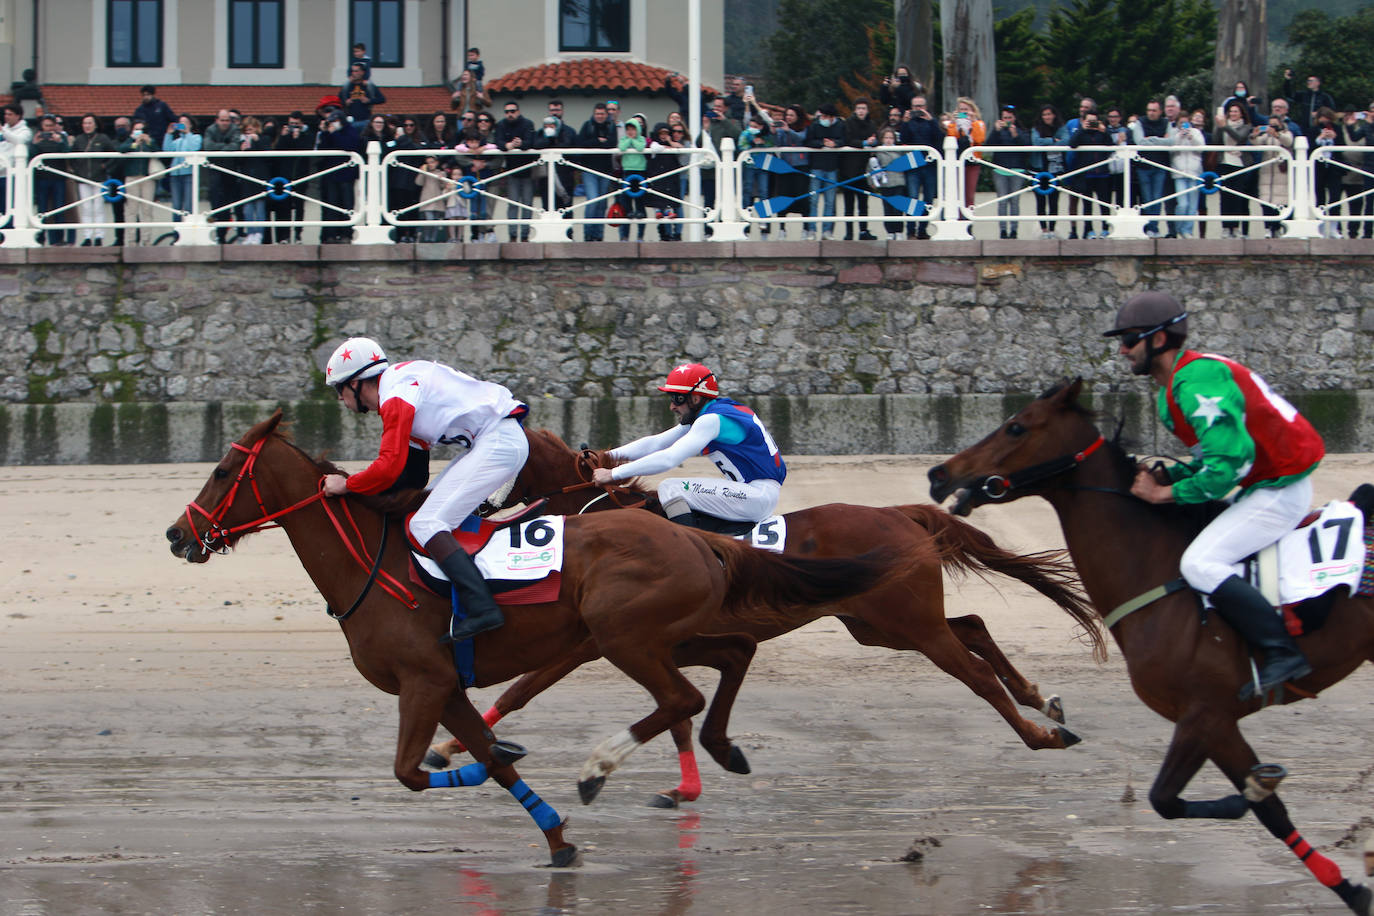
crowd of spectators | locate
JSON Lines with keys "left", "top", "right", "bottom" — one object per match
{"left": 5, "top": 58, "right": 1374, "bottom": 245}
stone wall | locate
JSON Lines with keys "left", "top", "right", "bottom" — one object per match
{"left": 2, "top": 242, "right": 1372, "bottom": 463}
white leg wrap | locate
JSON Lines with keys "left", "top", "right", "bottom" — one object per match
{"left": 579, "top": 728, "right": 642, "bottom": 782}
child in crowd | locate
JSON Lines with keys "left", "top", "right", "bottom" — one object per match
{"left": 616, "top": 119, "right": 648, "bottom": 240}
{"left": 466, "top": 47, "right": 485, "bottom": 90}
{"left": 350, "top": 42, "right": 371, "bottom": 79}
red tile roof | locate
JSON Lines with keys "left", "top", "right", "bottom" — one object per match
{"left": 488, "top": 59, "right": 717, "bottom": 98}
{"left": 26, "top": 85, "right": 453, "bottom": 119}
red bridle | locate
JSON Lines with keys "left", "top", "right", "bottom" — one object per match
{"left": 182, "top": 437, "right": 418, "bottom": 610}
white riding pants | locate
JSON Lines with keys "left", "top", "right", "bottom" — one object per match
{"left": 657, "top": 477, "right": 782, "bottom": 523}
{"left": 1179, "top": 476, "right": 1314, "bottom": 593}
{"left": 409, "top": 417, "right": 529, "bottom": 544}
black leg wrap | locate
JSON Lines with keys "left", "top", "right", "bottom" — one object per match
{"left": 1180, "top": 794, "right": 1250, "bottom": 819}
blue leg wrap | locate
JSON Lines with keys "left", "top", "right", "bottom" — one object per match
{"left": 428, "top": 762, "right": 489, "bottom": 789}
{"left": 507, "top": 778, "right": 561, "bottom": 831}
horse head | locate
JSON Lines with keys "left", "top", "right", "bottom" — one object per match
{"left": 166, "top": 410, "right": 301, "bottom": 562}
{"left": 929, "top": 378, "right": 1106, "bottom": 515}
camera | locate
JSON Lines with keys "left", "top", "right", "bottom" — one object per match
{"left": 745, "top": 84, "right": 753, "bottom": 96}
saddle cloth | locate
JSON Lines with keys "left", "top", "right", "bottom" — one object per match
{"left": 405, "top": 503, "right": 564, "bottom": 604}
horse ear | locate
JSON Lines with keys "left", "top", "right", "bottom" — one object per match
{"left": 1065, "top": 377, "right": 1084, "bottom": 403}
{"left": 243, "top": 409, "right": 284, "bottom": 444}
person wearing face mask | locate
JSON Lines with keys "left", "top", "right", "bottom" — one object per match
{"left": 1219, "top": 80, "right": 1265, "bottom": 127}
{"left": 1210, "top": 100, "right": 1256, "bottom": 238}
{"left": 533, "top": 108, "right": 577, "bottom": 215}
{"left": 803, "top": 103, "right": 845, "bottom": 240}
{"left": 879, "top": 66, "right": 920, "bottom": 114}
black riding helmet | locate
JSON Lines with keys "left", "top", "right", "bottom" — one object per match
{"left": 1103, "top": 291, "right": 1189, "bottom": 342}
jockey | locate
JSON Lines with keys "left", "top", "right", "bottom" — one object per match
{"left": 322, "top": 337, "right": 529, "bottom": 641}
{"left": 1105, "top": 291, "right": 1324, "bottom": 699}
{"left": 591, "top": 363, "right": 785, "bottom": 527}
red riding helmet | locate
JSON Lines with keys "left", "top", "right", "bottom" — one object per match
{"left": 657, "top": 363, "right": 719, "bottom": 398}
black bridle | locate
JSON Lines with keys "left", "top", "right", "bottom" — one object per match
{"left": 972, "top": 434, "right": 1125, "bottom": 501}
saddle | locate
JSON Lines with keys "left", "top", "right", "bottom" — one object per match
{"left": 405, "top": 500, "right": 562, "bottom": 604}
{"left": 688, "top": 512, "right": 757, "bottom": 536}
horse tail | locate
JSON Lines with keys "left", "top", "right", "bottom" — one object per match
{"left": 892, "top": 504, "right": 1108, "bottom": 662}
{"left": 700, "top": 532, "right": 898, "bottom": 618}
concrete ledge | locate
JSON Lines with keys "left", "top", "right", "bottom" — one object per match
{"left": 982, "top": 239, "right": 1061, "bottom": 256}
{"left": 1243, "top": 238, "right": 1307, "bottom": 256}
{"left": 1309, "top": 239, "right": 1372, "bottom": 256}
{"left": 122, "top": 244, "right": 221, "bottom": 263}
{"left": 414, "top": 242, "right": 466, "bottom": 261}
{"left": 889, "top": 239, "right": 981, "bottom": 257}
{"left": 540, "top": 241, "right": 640, "bottom": 259}
{"left": 222, "top": 244, "right": 318, "bottom": 262}
{"left": 457, "top": 241, "right": 502, "bottom": 260}
{"left": 736, "top": 240, "right": 818, "bottom": 257}
{"left": 318, "top": 242, "right": 414, "bottom": 261}
{"left": 819, "top": 239, "right": 885, "bottom": 257}
{"left": 642, "top": 241, "right": 735, "bottom": 259}
{"left": 1160, "top": 237, "right": 1245, "bottom": 255}
{"left": 29, "top": 245, "right": 121, "bottom": 263}
{"left": 499, "top": 242, "right": 546, "bottom": 260}
{"left": 0, "top": 248, "right": 28, "bottom": 263}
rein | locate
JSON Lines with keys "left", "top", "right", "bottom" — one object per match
{"left": 488, "top": 449, "right": 651, "bottom": 515}
{"left": 184, "top": 436, "right": 419, "bottom": 616}
{"left": 974, "top": 435, "right": 1119, "bottom": 501}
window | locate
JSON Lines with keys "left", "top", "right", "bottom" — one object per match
{"left": 230, "top": 0, "right": 283, "bottom": 68}
{"left": 108, "top": 0, "right": 163, "bottom": 67}
{"left": 350, "top": 0, "right": 402, "bottom": 68}
{"left": 559, "top": 0, "right": 630, "bottom": 53}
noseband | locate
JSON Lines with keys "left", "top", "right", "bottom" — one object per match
{"left": 974, "top": 434, "right": 1108, "bottom": 501}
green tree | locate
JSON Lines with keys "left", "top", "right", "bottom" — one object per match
{"left": 993, "top": 6, "right": 1045, "bottom": 116}
{"left": 762, "top": 0, "right": 895, "bottom": 109}
{"left": 1272, "top": 7, "right": 1374, "bottom": 111}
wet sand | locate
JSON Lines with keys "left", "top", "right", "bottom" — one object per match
{"left": 2, "top": 455, "right": 1373, "bottom": 915}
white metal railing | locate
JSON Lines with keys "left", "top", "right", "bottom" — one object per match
{"left": 1, "top": 135, "right": 1367, "bottom": 246}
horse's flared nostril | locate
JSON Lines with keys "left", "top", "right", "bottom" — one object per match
{"left": 166, "top": 526, "right": 182, "bottom": 544}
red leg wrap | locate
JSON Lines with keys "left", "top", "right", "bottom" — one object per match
{"left": 482, "top": 706, "right": 502, "bottom": 727}
{"left": 675, "top": 750, "right": 702, "bottom": 802}
{"left": 1286, "top": 830, "right": 1345, "bottom": 887}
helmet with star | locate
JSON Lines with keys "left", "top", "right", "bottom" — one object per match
{"left": 325, "top": 337, "right": 388, "bottom": 391}
{"left": 657, "top": 363, "right": 719, "bottom": 398}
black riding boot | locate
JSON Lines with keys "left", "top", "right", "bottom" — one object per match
{"left": 426, "top": 532, "right": 504, "bottom": 642}
{"left": 1209, "top": 575, "right": 1312, "bottom": 700}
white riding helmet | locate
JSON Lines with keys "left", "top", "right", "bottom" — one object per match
{"left": 325, "top": 337, "right": 389, "bottom": 390}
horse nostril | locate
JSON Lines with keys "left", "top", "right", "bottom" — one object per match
{"left": 166, "top": 526, "right": 182, "bottom": 544}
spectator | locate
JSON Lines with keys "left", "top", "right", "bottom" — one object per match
{"left": 474, "top": 111, "right": 495, "bottom": 143}
{"left": 879, "top": 65, "right": 919, "bottom": 115}
{"left": 314, "top": 108, "right": 362, "bottom": 243}
{"left": 158, "top": 114, "right": 200, "bottom": 242}
{"left": 1219, "top": 81, "right": 1264, "bottom": 127}
{"left": 1102, "top": 106, "right": 1131, "bottom": 215}
{"left": 1309, "top": 106, "right": 1347, "bottom": 237}
{"left": 453, "top": 129, "right": 500, "bottom": 242}
{"left": 9, "top": 68, "right": 42, "bottom": 120}
{"left": 803, "top": 102, "right": 844, "bottom": 240}
{"left": 1189, "top": 109, "right": 1212, "bottom": 236}
{"left": 340, "top": 62, "right": 385, "bottom": 123}
{"left": 1345, "top": 102, "right": 1374, "bottom": 239}
{"left": 1029, "top": 104, "right": 1067, "bottom": 239}
{"left": 840, "top": 98, "right": 878, "bottom": 240}
{"left": 533, "top": 103, "right": 578, "bottom": 216}
{"left": 465, "top": 47, "right": 485, "bottom": 89}
{"left": 661, "top": 71, "right": 713, "bottom": 121}
{"left": 645, "top": 122, "right": 684, "bottom": 240}
{"left": 1069, "top": 109, "right": 1112, "bottom": 238}
{"left": 269, "top": 111, "right": 311, "bottom": 243}
{"left": 1254, "top": 110, "right": 1293, "bottom": 238}
{"left": 1270, "top": 98, "right": 1301, "bottom": 137}
{"left": 1062, "top": 98, "right": 1096, "bottom": 238}
{"left": 69, "top": 113, "right": 115, "bottom": 246}
{"left": 870, "top": 126, "right": 906, "bottom": 240}
{"left": 1170, "top": 109, "right": 1205, "bottom": 239}
{"left": 350, "top": 42, "right": 371, "bottom": 79}
{"left": 202, "top": 108, "right": 243, "bottom": 243}
{"left": 425, "top": 111, "right": 458, "bottom": 149}
{"left": 0, "top": 103, "right": 32, "bottom": 228}
{"left": 30, "top": 113, "right": 69, "bottom": 245}
{"left": 132, "top": 85, "right": 175, "bottom": 141}
{"left": 737, "top": 103, "right": 775, "bottom": 231}
{"left": 986, "top": 104, "right": 1028, "bottom": 239}
{"left": 615, "top": 119, "right": 648, "bottom": 240}
{"left": 117, "top": 117, "right": 159, "bottom": 244}
{"left": 767, "top": 104, "right": 810, "bottom": 238}
{"left": 944, "top": 97, "right": 986, "bottom": 213}
{"left": 720, "top": 77, "right": 748, "bottom": 123}
{"left": 697, "top": 96, "right": 741, "bottom": 209}
{"left": 1130, "top": 98, "right": 1175, "bottom": 237}
{"left": 576, "top": 102, "right": 617, "bottom": 241}
{"left": 1282, "top": 69, "right": 1336, "bottom": 132}
{"left": 449, "top": 68, "right": 491, "bottom": 116}
{"left": 234, "top": 116, "right": 269, "bottom": 244}
{"left": 414, "top": 154, "right": 451, "bottom": 243}
{"left": 491, "top": 100, "right": 536, "bottom": 241}
{"left": 1211, "top": 99, "right": 1257, "bottom": 238}
{"left": 901, "top": 93, "right": 941, "bottom": 239}
{"left": 387, "top": 115, "right": 420, "bottom": 242}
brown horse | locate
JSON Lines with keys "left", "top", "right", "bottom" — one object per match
{"left": 426, "top": 426, "right": 1104, "bottom": 806}
{"left": 927, "top": 378, "right": 1374, "bottom": 915}
{"left": 164, "top": 412, "right": 904, "bottom": 865}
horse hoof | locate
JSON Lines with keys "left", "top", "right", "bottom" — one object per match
{"left": 1044, "top": 695, "right": 1065, "bottom": 724}
{"left": 726, "top": 746, "right": 751, "bottom": 775}
{"left": 1346, "top": 882, "right": 1372, "bottom": 915}
{"left": 578, "top": 776, "right": 605, "bottom": 805}
{"left": 648, "top": 792, "right": 679, "bottom": 809}
{"left": 423, "top": 749, "right": 451, "bottom": 770}
{"left": 489, "top": 740, "right": 527, "bottom": 768}
{"left": 1057, "top": 726, "right": 1082, "bottom": 748}
{"left": 549, "top": 844, "right": 580, "bottom": 868}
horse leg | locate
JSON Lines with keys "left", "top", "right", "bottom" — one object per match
{"left": 946, "top": 613, "right": 1064, "bottom": 723}
{"left": 647, "top": 719, "right": 702, "bottom": 810}
{"left": 1250, "top": 790, "right": 1373, "bottom": 914}
{"left": 436, "top": 693, "right": 579, "bottom": 868}
{"left": 577, "top": 649, "right": 706, "bottom": 805}
{"left": 426, "top": 638, "right": 603, "bottom": 769}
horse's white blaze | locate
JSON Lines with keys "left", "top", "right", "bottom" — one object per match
{"left": 579, "top": 729, "right": 641, "bottom": 782}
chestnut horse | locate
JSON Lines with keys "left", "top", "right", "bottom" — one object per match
{"left": 165, "top": 412, "right": 903, "bottom": 865}
{"left": 427, "top": 426, "right": 1103, "bottom": 806}
{"left": 928, "top": 378, "right": 1374, "bottom": 915}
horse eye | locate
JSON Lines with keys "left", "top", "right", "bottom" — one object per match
{"left": 214, "top": 467, "right": 229, "bottom": 479}
{"left": 1006, "top": 422, "right": 1026, "bottom": 437}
